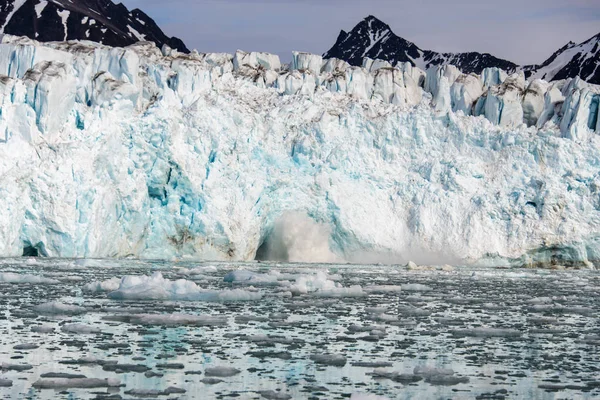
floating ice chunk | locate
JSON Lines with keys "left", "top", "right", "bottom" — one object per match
{"left": 1, "top": 363, "right": 32, "bottom": 371}
{"left": 352, "top": 361, "right": 394, "bottom": 368}
{"left": 364, "top": 285, "right": 402, "bottom": 294}
{"left": 315, "top": 285, "right": 365, "bottom": 298}
{"left": 188, "top": 265, "right": 219, "bottom": 274}
{"left": 201, "top": 378, "right": 224, "bottom": 384}
{"left": 13, "top": 343, "right": 38, "bottom": 350}
{"left": 32, "top": 378, "right": 120, "bottom": 389}
{"left": 0, "top": 273, "right": 59, "bottom": 284}
{"left": 126, "top": 313, "right": 228, "bottom": 326}
{"left": 205, "top": 366, "right": 241, "bottom": 377}
{"left": 259, "top": 391, "right": 293, "bottom": 400}
{"left": 451, "top": 327, "right": 521, "bottom": 338}
{"left": 60, "top": 323, "right": 100, "bottom": 334}
{"left": 527, "top": 296, "right": 553, "bottom": 304}
{"left": 350, "top": 394, "right": 390, "bottom": 400}
{"left": 83, "top": 277, "right": 121, "bottom": 292}
{"left": 288, "top": 271, "right": 359, "bottom": 296}
{"left": 33, "top": 301, "right": 87, "bottom": 315}
{"left": 102, "top": 364, "right": 150, "bottom": 373}
{"left": 413, "top": 366, "right": 455, "bottom": 377}
{"left": 223, "top": 270, "right": 278, "bottom": 285}
{"left": 40, "top": 373, "right": 86, "bottom": 379}
{"left": 401, "top": 283, "right": 432, "bottom": 291}
{"left": 32, "top": 326, "right": 56, "bottom": 335}
{"left": 125, "top": 387, "right": 186, "bottom": 396}
{"left": 108, "top": 272, "right": 261, "bottom": 301}
{"left": 397, "top": 306, "right": 431, "bottom": 316}
{"left": 310, "top": 354, "right": 347, "bottom": 366}
{"left": 426, "top": 375, "right": 470, "bottom": 385}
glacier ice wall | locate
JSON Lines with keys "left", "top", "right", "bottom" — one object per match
{"left": 1, "top": 36, "right": 600, "bottom": 266}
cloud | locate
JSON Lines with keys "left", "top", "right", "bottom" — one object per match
{"left": 122, "top": 0, "right": 600, "bottom": 65}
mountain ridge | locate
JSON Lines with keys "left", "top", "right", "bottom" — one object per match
{"left": 324, "top": 15, "right": 600, "bottom": 84}
{"left": 0, "top": 0, "right": 189, "bottom": 53}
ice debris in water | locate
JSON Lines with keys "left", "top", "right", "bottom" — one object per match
{"left": 0, "top": 273, "right": 59, "bottom": 284}
{"left": 289, "top": 271, "right": 363, "bottom": 297}
{"left": 350, "top": 394, "right": 391, "bottom": 400}
{"left": 401, "top": 283, "right": 432, "bottom": 291}
{"left": 259, "top": 390, "right": 293, "bottom": 400}
{"left": 60, "top": 323, "right": 100, "bottom": 334}
{"left": 204, "top": 366, "right": 241, "bottom": 377}
{"left": 224, "top": 269, "right": 280, "bottom": 285}
{"left": 107, "top": 272, "right": 261, "bottom": 301}
{"left": 33, "top": 301, "right": 87, "bottom": 315}
{"left": 32, "top": 378, "right": 120, "bottom": 389}
{"left": 122, "top": 313, "right": 228, "bottom": 326}
{"left": 364, "top": 285, "right": 403, "bottom": 293}
{"left": 310, "top": 354, "right": 347, "bottom": 366}
{"left": 83, "top": 277, "right": 121, "bottom": 292}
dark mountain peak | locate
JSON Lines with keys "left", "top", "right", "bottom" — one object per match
{"left": 0, "top": 0, "right": 189, "bottom": 53}
{"left": 324, "top": 16, "right": 516, "bottom": 74}
{"left": 362, "top": 15, "right": 390, "bottom": 29}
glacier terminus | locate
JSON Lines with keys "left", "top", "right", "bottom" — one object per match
{"left": 0, "top": 35, "right": 599, "bottom": 268}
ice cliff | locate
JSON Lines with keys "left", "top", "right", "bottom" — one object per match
{"left": 1, "top": 35, "right": 600, "bottom": 267}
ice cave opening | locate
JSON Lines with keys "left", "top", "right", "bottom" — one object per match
{"left": 22, "top": 242, "right": 47, "bottom": 257}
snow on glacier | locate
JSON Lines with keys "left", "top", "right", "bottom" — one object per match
{"left": 0, "top": 35, "right": 599, "bottom": 266}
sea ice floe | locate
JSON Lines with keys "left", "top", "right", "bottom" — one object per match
{"left": 310, "top": 354, "right": 347, "bottom": 366}
{"left": 204, "top": 366, "right": 241, "bottom": 377}
{"left": 107, "top": 272, "right": 262, "bottom": 301}
{"left": 60, "top": 323, "right": 100, "bottom": 334}
{"left": 287, "top": 271, "right": 364, "bottom": 297}
{"left": 1, "top": 363, "right": 32, "bottom": 371}
{"left": 258, "top": 390, "right": 293, "bottom": 400}
{"left": 0, "top": 272, "right": 58, "bottom": 284}
{"left": 364, "top": 285, "right": 403, "bottom": 293}
{"left": 350, "top": 393, "right": 391, "bottom": 400}
{"left": 122, "top": 313, "right": 228, "bottom": 326}
{"left": 32, "top": 378, "right": 120, "bottom": 389}
{"left": 125, "top": 387, "right": 186, "bottom": 396}
{"left": 33, "top": 301, "right": 87, "bottom": 315}
{"left": 450, "top": 328, "right": 522, "bottom": 338}
{"left": 223, "top": 269, "right": 279, "bottom": 285}
{"left": 401, "top": 283, "right": 433, "bottom": 291}
{"left": 83, "top": 277, "right": 121, "bottom": 292}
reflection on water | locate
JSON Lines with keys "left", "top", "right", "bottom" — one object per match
{"left": 0, "top": 258, "right": 599, "bottom": 399}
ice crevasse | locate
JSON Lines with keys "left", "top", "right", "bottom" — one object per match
{"left": 1, "top": 35, "right": 600, "bottom": 267}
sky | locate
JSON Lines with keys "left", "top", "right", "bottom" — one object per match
{"left": 121, "top": 0, "right": 600, "bottom": 65}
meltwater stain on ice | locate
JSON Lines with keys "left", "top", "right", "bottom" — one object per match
{"left": 1, "top": 258, "right": 600, "bottom": 399}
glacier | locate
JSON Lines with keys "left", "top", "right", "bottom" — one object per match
{"left": 0, "top": 35, "right": 600, "bottom": 267}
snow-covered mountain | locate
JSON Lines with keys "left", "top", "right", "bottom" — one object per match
{"left": 323, "top": 16, "right": 518, "bottom": 74}
{"left": 0, "top": 0, "right": 188, "bottom": 52}
{"left": 0, "top": 35, "right": 599, "bottom": 267}
{"left": 324, "top": 15, "right": 600, "bottom": 85}
{"left": 525, "top": 33, "right": 600, "bottom": 84}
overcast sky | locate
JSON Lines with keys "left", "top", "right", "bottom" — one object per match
{"left": 121, "top": 0, "right": 600, "bottom": 65}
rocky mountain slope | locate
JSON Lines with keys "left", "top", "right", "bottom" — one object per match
{"left": 0, "top": 0, "right": 188, "bottom": 52}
